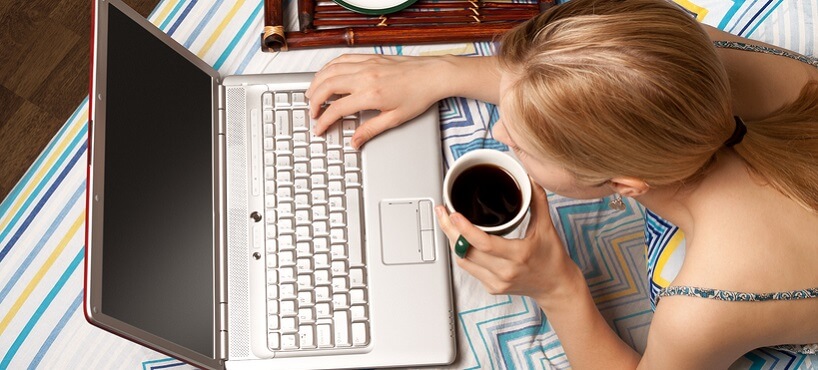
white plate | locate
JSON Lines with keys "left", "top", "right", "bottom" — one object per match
{"left": 333, "top": 0, "right": 417, "bottom": 15}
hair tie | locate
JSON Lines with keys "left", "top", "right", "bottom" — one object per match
{"left": 724, "top": 116, "right": 747, "bottom": 147}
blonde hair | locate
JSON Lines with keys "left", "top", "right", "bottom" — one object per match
{"left": 499, "top": 0, "right": 818, "bottom": 211}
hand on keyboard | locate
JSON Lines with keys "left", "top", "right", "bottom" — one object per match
{"left": 305, "top": 54, "right": 451, "bottom": 149}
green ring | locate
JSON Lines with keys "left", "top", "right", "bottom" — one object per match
{"left": 455, "top": 235, "right": 470, "bottom": 259}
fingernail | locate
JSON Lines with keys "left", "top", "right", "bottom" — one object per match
{"left": 351, "top": 137, "right": 361, "bottom": 150}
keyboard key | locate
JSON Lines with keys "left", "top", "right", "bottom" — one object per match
{"left": 268, "top": 332, "right": 280, "bottom": 350}
{"left": 350, "top": 288, "right": 366, "bottom": 305}
{"left": 314, "top": 253, "right": 330, "bottom": 269}
{"left": 349, "top": 268, "right": 366, "bottom": 287}
{"left": 330, "top": 244, "right": 346, "bottom": 260}
{"left": 328, "top": 181, "right": 344, "bottom": 195}
{"left": 297, "top": 275, "right": 314, "bottom": 291}
{"left": 333, "top": 293, "right": 349, "bottom": 309}
{"left": 296, "top": 241, "right": 313, "bottom": 256}
{"left": 316, "top": 303, "right": 331, "bottom": 318}
{"left": 281, "top": 300, "right": 297, "bottom": 317}
{"left": 313, "top": 220, "right": 328, "bottom": 236}
{"left": 313, "top": 237, "right": 330, "bottom": 253}
{"left": 298, "top": 308, "right": 315, "bottom": 322}
{"left": 267, "top": 299, "right": 279, "bottom": 315}
{"left": 275, "top": 111, "right": 291, "bottom": 137}
{"left": 299, "top": 325, "right": 316, "bottom": 348}
{"left": 342, "top": 119, "right": 357, "bottom": 135}
{"left": 278, "top": 250, "right": 294, "bottom": 266}
{"left": 344, "top": 153, "right": 359, "bottom": 169}
{"left": 350, "top": 305, "right": 367, "bottom": 322}
{"left": 352, "top": 322, "right": 369, "bottom": 346}
{"left": 310, "top": 143, "right": 325, "bottom": 157}
{"left": 268, "top": 315, "right": 280, "bottom": 330}
{"left": 345, "top": 188, "right": 364, "bottom": 266}
{"left": 296, "top": 258, "right": 313, "bottom": 273}
{"left": 293, "top": 110, "right": 308, "bottom": 131}
{"left": 332, "top": 277, "right": 349, "bottom": 292}
{"left": 298, "top": 291, "right": 314, "bottom": 306}
{"left": 262, "top": 93, "right": 273, "bottom": 109}
{"left": 315, "top": 286, "right": 331, "bottom": 302}
{"left": 331, "top": 261, "right": 348, "bottom": 276}
{"left": 293, "top": 132, "right": 309, "bottom": 146}
{"left": 334, "top": 311, "right": 351, "bottom": 347}
{"left": 292, "top": 93, "right": 307, "bottom": 106}
{"left": 267, "top": 269, "right": 279, "bottom": 285}
{"left": 325, "top": 124, "right": 342, "bottom": 148}
{"left": 275, "top": 93, "right": 290, "bottom": 106}
{"left": 267, "top": 285, "right": 278, "bottom": 299}
{"left": 281, "top": 283, "right": 297, "bottom": 298}
{"left": 281, "top": 334, "right": 298, "bottom": 350}
{"left": 315, "top": 269, "right": 331, "bottom": 286}
{"left": 329, "top": 212, "right": 345, "bottom": 227}
{"left": 317, "top": 323, "right": 333, "bottom": 348}
{"left": 327, "top": 150, "right": 342, "bottom": 164}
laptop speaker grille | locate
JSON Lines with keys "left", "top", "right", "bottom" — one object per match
{"left": 225, "top": 86, "right": 251, "bottom": 358}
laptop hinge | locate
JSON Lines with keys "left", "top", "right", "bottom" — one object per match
{"left": 217, "top": 84, "right": 226, "bottom": 135}
{"left": 219, "top": 301, "right": 228, "bottom": 360}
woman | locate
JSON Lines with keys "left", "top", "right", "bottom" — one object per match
{"left": 306, "top": 0, "right": 818, "bottom": 367}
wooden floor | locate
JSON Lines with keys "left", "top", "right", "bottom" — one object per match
{"left": 0, "top": 0, "right": 160, "bottom": 202}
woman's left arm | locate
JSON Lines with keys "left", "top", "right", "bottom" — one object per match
{"left": 436, "top": 182, "right": 641, "bottom": 369}
{"left": 436, "top": 182, "right": 745, "bottom": 369}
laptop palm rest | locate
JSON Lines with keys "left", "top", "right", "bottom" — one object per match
{"left": 380, "top": 199, "right": 437, "bottom": 264}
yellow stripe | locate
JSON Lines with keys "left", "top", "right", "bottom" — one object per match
{"left": 151, "top": 0, "right": 178, "bottom": 26}
{"left": 196, "top": 0, "right": 246, "bottom": 58}
{"left": 0, "top": 110, "right": 87, "bottom": 232}
{"left": 0, "top": 212, "right": 85, "bottom": 336}
{"left": 652, "top": 229, "right": 686, "bottom": 288}
{"left": 593, "top": 232, "right": 643, "bottom": 304}
{"left": 673, "top": 0, "right": 709, "bottom": 22}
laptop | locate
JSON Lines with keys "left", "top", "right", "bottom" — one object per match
{"left": 84, "top": 0, "right": 456, "bottom": 369}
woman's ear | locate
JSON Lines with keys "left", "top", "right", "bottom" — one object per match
{"left": 608, "top": 177, "right": 651, "bottom": 197}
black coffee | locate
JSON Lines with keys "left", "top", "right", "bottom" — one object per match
{"left": 450, "top": 164, "right": 523, "bottom": 227}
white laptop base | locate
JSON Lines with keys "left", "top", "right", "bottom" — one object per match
{"left": 221, "top": 74, "right": 456, "bottom": 369}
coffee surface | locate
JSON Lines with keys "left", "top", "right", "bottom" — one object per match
{"left": 450, "top": 164, "right": 522, "bottom": 227}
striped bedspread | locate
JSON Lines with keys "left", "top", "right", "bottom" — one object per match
{"left": 0, "top": 0, "right": 815, "bottom": 368}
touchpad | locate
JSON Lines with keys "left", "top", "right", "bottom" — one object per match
{"left": 380, "top": 199, "right": 437, "bottom": 265}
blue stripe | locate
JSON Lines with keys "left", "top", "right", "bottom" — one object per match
{"left": 718, "top": 0, "right": 746, "bottom": 30}
{"left": 0, "top": 141, "right": 86, "bottom": 264}
{"left": 235, "top": 34, "right": 262, "bottom": 75}
{"left": 744, "top": 0, "right": 783, "bottom": 37}
{"left": 1, "top": 248, "right": 84, "bottom": 369}
{"left": 159, "top": 0, "right": 188, "bottom": 31}
{"left": 167, "top": 0, "right": 198, "bottom": 36}
{"left": 737, "top": 0, "right": 775, "bottom": 36}
{"left": 148, "top": 0, "right": 171, "bottom": 20}
{"left": 152, "top": 362, "right": 187, "bottom": 369}
{"left": 0, "top": 182, "right": 85, "bottom": 303}
{"left": 142, "top": 358, "right": 176, "bottom": 370}
{"left": 0, "top": 100, "right": 86, "bottom": 218}
{"left": 27, "top": 291, "right": 83, "bottom": 370}
{"left": 183, "top": 0, "right": 225, "bottom": 48}
{"left": 212, "top": 1, "right": 263, "bottom": 70}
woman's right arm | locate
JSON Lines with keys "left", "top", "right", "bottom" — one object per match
{"left": 306, "top": 54, "right": 501, "bottom": 149}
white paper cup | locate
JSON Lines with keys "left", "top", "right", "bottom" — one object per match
{"left": 442, "top": 149, "right": 532, "bottom": 236}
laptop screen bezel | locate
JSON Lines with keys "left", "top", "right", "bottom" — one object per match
{"left": 85, "top": 0, "right": 224, "bottom": 369}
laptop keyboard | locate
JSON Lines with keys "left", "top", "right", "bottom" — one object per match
{"left": 260, "top": 91, "right": 370, "bottom": 351}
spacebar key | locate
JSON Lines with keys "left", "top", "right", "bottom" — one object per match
{"left": 345, "top": 187, "right": 364, "bottom": 266}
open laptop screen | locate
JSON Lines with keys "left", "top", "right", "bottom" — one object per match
{"left": 101, "top": 3, "right": 215, "bottom": 358}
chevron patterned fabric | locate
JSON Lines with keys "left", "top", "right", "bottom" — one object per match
{"left": 0, "top": 0, "right": 815, "bottom": 368}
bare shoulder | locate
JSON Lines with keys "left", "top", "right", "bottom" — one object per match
{"left": 698, "top": 24, "right": 818, "bottom": 120}
{"left": 639, "top": 296, "right": 758, "bottom": 369}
